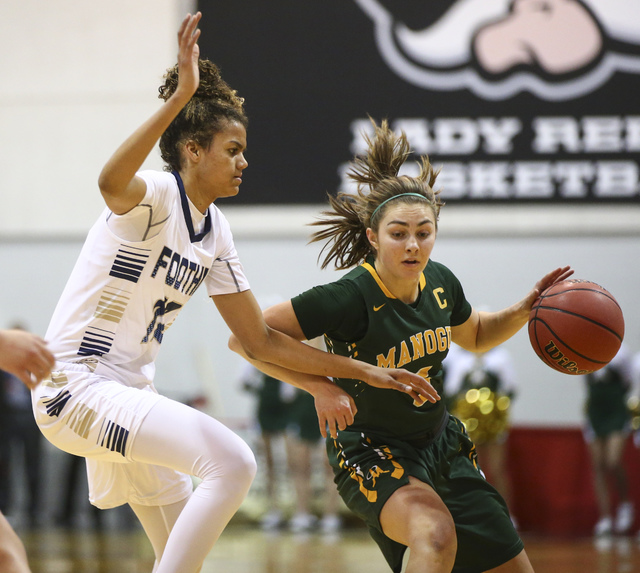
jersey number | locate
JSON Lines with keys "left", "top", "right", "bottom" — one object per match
{"left": 142, "top": 297, "right": 183, "bottom": 344}
{"left": 413, "top": 366, "right": 433, "bottom": 407}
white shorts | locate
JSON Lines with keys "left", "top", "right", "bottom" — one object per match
{"left": 32, "top": 362, "right": 193, "bottom": 509}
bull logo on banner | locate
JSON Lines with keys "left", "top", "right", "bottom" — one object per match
{"left": 355, "top": 0, "right": 640, "bottom": 100}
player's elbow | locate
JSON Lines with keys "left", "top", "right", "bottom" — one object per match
{"left": 229, "top": 327, "right": 274, "bottom": 362}
{"left": 228, "top": 333, "right": 251, "bottom": 358}
{"left": 98, "top": 168, "right": 119, "bottom": 199}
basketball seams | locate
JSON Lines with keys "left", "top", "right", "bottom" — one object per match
{"left": 528, "top": 305, "right": 545, "bottom": 359}
{"left": 531, "top": 306, "right": 623, "bottom": 341}
{"left": 528, "top": 278, "right": 624, "bottom": 375}
{"left": 529, "top": 316, "right": 612, "bottom": 365}
{"left": 539, "top": 287, "right": 622, "bottom": 311}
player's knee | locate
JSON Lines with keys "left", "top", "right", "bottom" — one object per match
{"left": 427, "top": 521, "right": 456, "bottom": 558}
{"left": 228, "top": 439, "right": 257, "bottom": 489}
{"left": 213, "top": 444, "right": 256, "bottom": 505}
{"left": 408, "top": 512, "right": 457, "bottom": 565}
{"left": 196, "top": 428, "right": 257, "bottom": 491}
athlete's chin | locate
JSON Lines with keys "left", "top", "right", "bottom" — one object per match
{"left": 220, "top": 187, "right": 241, "bottom": 199}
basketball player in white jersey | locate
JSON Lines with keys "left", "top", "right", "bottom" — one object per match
{"left": 31, "top": 12, "right": 435, "bottom": 573}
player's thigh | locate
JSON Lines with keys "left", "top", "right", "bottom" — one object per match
{"left": 588, "top": 438, "right": 607, "bottom": 467}
{"left": 379, "top": 476, "right": 455, "bottom": 547}
{"left": 604, "top": 432, "right": 627, "bottom": 465}
{"left": 131, "top": 397, "right": 255, "bottom": 478}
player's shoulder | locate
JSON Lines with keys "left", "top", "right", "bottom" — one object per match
{"left": 341, "top": 264, "right": 371, "bottom": 283}
{"left": 136, "top": 169, "right": 177, "bottom": 190}
{"left": 319, "top": 268, "right": 365, "bottom": 298}
{"left": 424, "top": 259, "right": 460, "bottom": 284}
{"left": 295, "top": 268, "right": 365, "bottom": 310}
{"left": 336, "top": 264, "right": 384, "bottom": 297}
{"left": 425, "top": 258, "right": 452, "bottom": 274}
{"left": 135, "top": 170, "right": 178, "bottom": 205}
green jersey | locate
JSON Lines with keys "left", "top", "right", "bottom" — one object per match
{"left": 586, "top": 365, "right": 630, "bottom": 437}
{"left": 291, "top": 258, "right": 472, "bottom": 441}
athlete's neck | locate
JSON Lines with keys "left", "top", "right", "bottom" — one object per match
{"left": 373, "top": 261, "right": 421, "bottom": 304}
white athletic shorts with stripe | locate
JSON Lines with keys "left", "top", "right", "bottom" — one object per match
{"left": 32, "top": 362, "right": 193, "bottom": 509}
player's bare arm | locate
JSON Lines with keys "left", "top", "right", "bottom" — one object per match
{"left": 452, "top": 266, "right": 574, "bottom": 353}
{"left": 262, "top": 300, "right": 440, "bottom": 404}
{"left": 98, "top": 12, "right": 202, "bottom": 214}
{"left": 229, "top": 336, "right": 357, "bottom": 439}
{"left": 217, "top": 291, "right": 439, "bottom": 405}
{"left": 223, "top": 294, "right": 358, "bottom": 437}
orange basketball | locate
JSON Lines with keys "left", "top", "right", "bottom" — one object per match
{"left": 528, "top": 279, "right": 624, "bottom": 375}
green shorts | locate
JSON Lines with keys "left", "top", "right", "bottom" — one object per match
{"left": 326, "top": 415, "right": 523, "bottom": 573}
{"left": 586, "top": 404, "right": 630, "bottom": 439}
{"left": 290, "top": 391, "right": 322, "bottom": 443}
{"left": 256, "top": 378, "right": 291, "bottom": 434}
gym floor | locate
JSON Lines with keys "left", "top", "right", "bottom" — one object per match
{"left": 21, "top": 523, "right": 640, "bottom": 573}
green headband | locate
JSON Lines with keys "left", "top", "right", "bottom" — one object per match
{"left": 370, "top": 192, "right": 428, "bottom": 222}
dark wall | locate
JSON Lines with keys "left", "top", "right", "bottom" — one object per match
{"left": 197, "top": 1, "right": 640, "bottom": 205}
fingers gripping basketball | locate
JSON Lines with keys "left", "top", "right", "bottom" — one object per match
{"left": 528, "top": 279, "right": 624, "bottom": 375}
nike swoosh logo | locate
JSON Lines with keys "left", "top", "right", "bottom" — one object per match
{"left": 373, "top": 304, "right": 386, "bottom": 312}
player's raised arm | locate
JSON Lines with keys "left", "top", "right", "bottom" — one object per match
{"left": 98, "top": 12, "right": 202, "bottom": 214}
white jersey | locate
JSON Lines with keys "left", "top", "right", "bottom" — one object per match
{"left": 46, "top": 170, "right": 250, "bottom": 387}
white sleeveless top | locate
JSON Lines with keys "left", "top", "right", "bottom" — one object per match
{"left": 45, "top": 170, "right": 249, "bottom": 387}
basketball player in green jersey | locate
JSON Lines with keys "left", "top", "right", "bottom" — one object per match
{"left": 584, "top": 344, "right": 635, "bottom": 536}
{"left": 230, "top": 120, "right": 572, "bottom": 573}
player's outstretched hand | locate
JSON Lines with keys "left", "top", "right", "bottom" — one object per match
{"left": 524, "top": 266, "right": 574, "bottom": 310}
{"left": 313, "top": 383, "right": 358, "bottom": 439}
{"left": 362, "top": 365, "right": 440, "bottom": 405}
{"left": 0, "top": 329, "right": 55, "bottom": 389}
{"left": 175, "top": 12, "right": 202, "bottom": 100}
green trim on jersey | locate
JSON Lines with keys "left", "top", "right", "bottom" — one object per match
{"left": 292, "top": 259, "right": 472, "bottom": 441}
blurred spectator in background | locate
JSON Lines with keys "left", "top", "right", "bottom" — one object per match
{"left": 239, "top": 337, "right": 343, "bottom": 535}
{"left": 584, "top": 344, "right": 634, "bottom": 536}
{"left": 630, "top": 346, "right": 640, "bottom": 540}
{"left": 54, "top": 453, "right": 103, "bottom": 530}
{"left": 0, "top": 326, "right": 54, "bottom": 573}
{"left": 631, "top": 347, "right": 640, "bottom": 446}
{"left": 286, "top": 383, "right": 343, "bottom": 535}
{"left": 0, "top": 323, "right": 45, "bottom": 528}
{"left": 239, "top": 360, "right": 293, "bottom": 530}
{"left": 443, "top": 342, "right": 518, "bottom": 525}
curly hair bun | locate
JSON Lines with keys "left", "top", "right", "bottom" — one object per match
{"left": 158, "top": 59, "right": 245, "bottom": 111}
{"left": 157, "top": 57, "right": 248, "bottom": 173}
